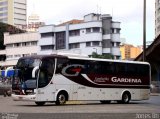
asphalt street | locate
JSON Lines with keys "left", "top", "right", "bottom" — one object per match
{"left": 0, "top": 95, "right": 159, "bottom": 119}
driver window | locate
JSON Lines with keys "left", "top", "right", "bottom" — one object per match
{"left": 38, "top": 58, "right": 55, "bottom": 88}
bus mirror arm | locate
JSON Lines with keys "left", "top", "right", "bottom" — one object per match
{"left": 32, "top": 66, "right": 39, "bottom": 78}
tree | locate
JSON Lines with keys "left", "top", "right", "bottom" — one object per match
{"left": 91, "top": 52, "right": 113, "bottom": 59}
{"left": 0, "top": 22, "right": 26, "bottom": 49}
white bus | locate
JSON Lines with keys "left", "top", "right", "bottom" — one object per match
{"left": 11, "top": 54, "right": 151, "bottom": 105}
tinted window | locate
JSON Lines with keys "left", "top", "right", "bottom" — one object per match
{"left": 85, "top": 61, "right": 115, "bottom": 74}
{"left": 56, "top": 58, "right": 69, "bottom": 74}
{"left": 115, "top": 62, "right": 127, "bottom": 75}
{"left": 38, "top": 58, "right": 55, "bottom": 88}
{"left": 17, "top": 58, "right": 41, "bottom": 68}
{"left": 126, "top": 64, "right": 149, "bottom": 77}
{"left": 137, "top": 64, "right": 150, "bottom": 76}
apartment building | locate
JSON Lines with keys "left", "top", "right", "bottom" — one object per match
{"left": 1, "top": 32, "right": 40, "bottom": 66}
{"left": 0, "top": 0, "right": 27, "bottom": 28}
{"left": 39, "top": 13, "right": 121, "bottom": 59}
{"left": 120, "top": 44, "right": 142, "bottom": 60}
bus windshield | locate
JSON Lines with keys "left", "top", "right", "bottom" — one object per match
{"left": 12, "top": 58, "right": 41, "bottom": 94}
{"left": 17, "top": 58, "right": 41, "bottom": 68}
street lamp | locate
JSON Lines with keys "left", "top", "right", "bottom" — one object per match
{"left": 143, "top": 0, "right": 146, "bottom": 62}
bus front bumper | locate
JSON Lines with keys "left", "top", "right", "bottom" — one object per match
{"left": 12, "top": 94, "right": 36, "bottom": 101}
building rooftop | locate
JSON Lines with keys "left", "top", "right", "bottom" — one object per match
{"left": 57, "top": 19, "right": 84, "bottom": 26}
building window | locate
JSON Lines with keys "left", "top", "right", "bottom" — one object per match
{"left": 41, "top": 32, "right": 54, "bottom": 38}
{"left": 0, "top": 1, "right": 8, "bottom": 6}
{"left": 41, "top": 45, "right": 54, "bottom": 51}
{"left": 22, "top": 54, "right": 30, "bottom": 57}
{"left": 111, "top": 28, "right": 120, "bottom": 34}
{"left": 31, "top": 41, "right": 37, "bottom": 46}
{"left": 0, "top": 12, "right": 7, "bottom": 17}
{"left": 116, "top": 29, "right": 120, "bottom": 33}
{"left": 0, "top": 18, "right": 7, "bottom": 23}
{"left": 86, "top": 28, "right": 91, "bottom": 33}
{"left": 116, "top": 42, "right": 120, "bottom": 47}
{"left": 158, "top": 8, "right": 160, "bottom": 15}
{"left": 111, "top": 42, "right": 114, "bottom": 47}
{"left": 0, "top": 7, "right": 7, "bottom": 11}
{"left": 14, "top": 54, "right": 21, "bottom": 58}
{"left": 157, "top": 25, "right": 160, "bottom": 32}
{"left": 86, "top": 42, "right": 91, "bottom": 47}
{"left": 92, "top": 41, "right": 100, "bottom": 46}
{"left": 6, "top": 55, "right": 13, "bottom": 59}
{"left": 31, "top": 53, "right": 37, "bottom": 56}
{"left": 22, "top": 42, "right": 30, "bottom": 46}
{"left": 6, "top": 44, "right": 13, "bottom": 48}
{"left": 92, "top": 27, "right": 100, "bottom": 32}
{"left": 157, "top": 16, "right": 160, "bottom": 23}
{"left": 0, "top": 55, "right": 6, "bottom": 61}
{"left": 69, "top": 30, "right": 80, "bottom": 36}
{"left": 56, "top": 32, "right": 66, "bottom": 50}
{"left": 111, "top": 28, "right": 114, "bottom": 33}
{"left": 69, "top": 43, "right": 80, "bottom": 49}
{"left": 14, "top": 43, "right": 21, "bottom": 47}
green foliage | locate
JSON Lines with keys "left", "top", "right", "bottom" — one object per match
{"left": 91, "top": 52, "right": 113, "bottom": 59}
{"left": 0, "top": 22, "right": 25, "bottom": 49}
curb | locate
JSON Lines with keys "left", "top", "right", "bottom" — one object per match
{"left": 151, "top": 93, "right": 160, "bottom": 96}
{"left": 66, "top": 101, "right": 82, "bottom": 104}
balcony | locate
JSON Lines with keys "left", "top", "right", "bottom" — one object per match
{"left": 102, "top": 48, "right": 111, "bottom": 54}
{"left": 111, "top": 47, "right": 121, "bottom": 56}
{"left": 112, "top": 22, "right": 120, "bottom": 28}
{"left": 39, "top": 37, "right": 55, "bottom": 46}
{"left": 103, "top": 34, "right": 111, "bottom": 40}
{"left": 111, "top": 34, "right": 120, "bottom": 42}
{"left": 69, "top": 33, "right": 102, "bottom": 43}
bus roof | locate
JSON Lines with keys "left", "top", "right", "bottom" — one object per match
{"left": 67, "top": 56, "right": 150, "bottom": 65}
{"left": 19, "top": 54, "right": 149, "bottom": 65}
{"left": 19, "top": 54, "right": 67, "bottom": 60}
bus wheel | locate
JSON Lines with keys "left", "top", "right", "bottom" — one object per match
{"left": 121, "top": 92, "right": 131, "bottom": 104}
{"left": 35, "top": 102, "right": 45, "bottom": 106}
{"left": 100, "top": 100, "right": 111, "bottom": 104}
{"left": 56, "top": 93, "right": 67, "bottom": 105}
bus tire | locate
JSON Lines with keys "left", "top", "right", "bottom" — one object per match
{"left": 100, "top": 100, "right": 111, "bottom": 104}
{"left": 55, "top": 91, "right": 68, "bottom": 105}
{"left": 35, "top": 102, "right": 45, "bottom": 106}
{"left": 121, "top": 92, "right": 131, "bottom": 104}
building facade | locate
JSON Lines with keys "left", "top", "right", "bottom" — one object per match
{"left": 155, "top": 0, "right": 160, "bottom": 37}
{"left": 0, "top": 32, "right": 39, "bottom": 66}
{"left": 39, "top": 13, "right": 121, "bottom": 59}
{"left": 120, "top": 44, "right": 142, "bottom": 60}
{"left": 0, "top": 0, "right": 27, "bottom": 28}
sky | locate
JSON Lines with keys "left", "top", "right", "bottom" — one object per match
{"left": 27, "top": 0, "right": 155, "bottom": 46}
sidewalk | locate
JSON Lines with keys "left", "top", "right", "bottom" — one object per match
{"left": 151, "top": 93, "right": 160, "bottom": 96}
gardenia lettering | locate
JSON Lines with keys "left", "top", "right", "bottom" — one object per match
{"left": 111, "top": 77, "right": 142, "bottom": 83}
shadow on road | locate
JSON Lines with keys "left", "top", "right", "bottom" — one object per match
{"left": 14, "top": 101, "right": 150, "bottom": 107}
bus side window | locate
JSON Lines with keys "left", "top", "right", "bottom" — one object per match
{"left": 86, "top": 61, "right": 103, "bottom": 74}
{"left": 100, "top": 62, "right": 114, "bottom": 74}
{"left": 137, "top": 65, "right": 149, "bottom": 76}
{"left": 56, "top": 58, "right": 69, "bottom": 74}
{"left": 127, "top": 64, "right": 138, "bottom": 76}
{"left": 115, "top": 62, "right": 127, "bottom": 75}
{"left": 69, "top": 59, "right": 86, "bottom": 74}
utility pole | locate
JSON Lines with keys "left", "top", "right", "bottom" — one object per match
{"left": 143, "top": 0, "right": 146, "bottom": 61}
